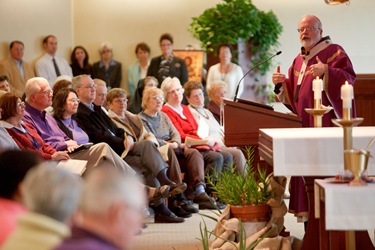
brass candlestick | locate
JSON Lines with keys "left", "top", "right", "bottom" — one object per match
{"left": 332, "top": 107, "right": 365, "bottom": 186}
{"left": 305, "top": 99, "right": 332, "bottom": 128}
{"left": 331, "top": 107, "right": 363, "bottom": 150}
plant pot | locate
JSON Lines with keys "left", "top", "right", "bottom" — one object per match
{"left": 230, "top": 204, "right": 270, "bottom": 222}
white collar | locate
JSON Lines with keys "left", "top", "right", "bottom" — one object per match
{"left": 165, "top": 103, "right": 186, "bottom": 119}
{"left": 0, "top": 120, "right": 25, "bottom": 131}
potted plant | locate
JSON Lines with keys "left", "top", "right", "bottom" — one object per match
{"left": 207, "top": 147, "right": 273, "bottom": 222}
{"left": 188, "top": 0, "right": 283, "bottom": 76}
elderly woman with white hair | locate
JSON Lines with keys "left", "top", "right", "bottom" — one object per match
{"left": 105, "top": 87, "right": 192, "bottom": 219}
{"left": 185, "top": 80, "right": 246, "bottom": 175}
{"left": 161, "top": 77, "right": 233, "bottom": 208}
{"left": 207, "top": 80, "right": 227, "bottom": 124}
{"left": 139, "top": 87, "right": 218, "bottom": 210}
{"left": 91, "top": 42, "right": 122, "bottom": 89}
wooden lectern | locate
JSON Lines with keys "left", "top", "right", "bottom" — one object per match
{"left": 223, "top": 99, "right": 302, "bottom": 147}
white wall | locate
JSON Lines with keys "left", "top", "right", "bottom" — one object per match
{"left": 73, "top": 0, "right": 375, "bottom": 90}
{"left": 73, "top": 0, "right": 222, "bottom": 90}
{"left": 252, "top": 0, "right": 375, "bottom": 80}
{"left": 0, "top": 0, "right": 374, "bottom": 91}
{"left": 0, "top": 0, "right": 72, "bottom": 63}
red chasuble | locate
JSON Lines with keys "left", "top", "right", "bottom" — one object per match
{"left": 281, "top": 37, "right": 356, "bottom": 127}
{"left": 281, "top": 37, "right": 356, "bottom": 217}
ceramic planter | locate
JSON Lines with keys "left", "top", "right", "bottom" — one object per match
{"left": 230, "top": 204, "right": 270, "bottom": 222}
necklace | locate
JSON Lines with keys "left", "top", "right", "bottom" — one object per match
{"left": 194, "top": 107, "right": 209, "bottom": 119}
{"left": 220, "top": 63, "right": 232, "bottom": 81}
{"left": 220, "top": 72, "right": 226, "bottom": 81}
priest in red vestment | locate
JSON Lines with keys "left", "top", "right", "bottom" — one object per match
{"left": 272, "top": 15, "right": 356, "bottom": 224}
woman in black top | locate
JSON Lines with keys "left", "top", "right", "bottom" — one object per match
{"left": 147, "top": 33, "right": 188, "bottom": 87}
{"left": 70, "top": 46, "right": 92, "bottom": 76}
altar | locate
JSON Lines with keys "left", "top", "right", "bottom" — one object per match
{"left": 258, "top": 126, "right": 375, "bottom": 250}
{"left": 259, "top": 126, "right": 375, "bottom": 176}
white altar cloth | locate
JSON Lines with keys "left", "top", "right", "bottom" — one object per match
{"left": 314, "top": 178, "right": 375, "bottom": 230}
{"left": 259, "top": 127, "right": 375, "bottom": 176}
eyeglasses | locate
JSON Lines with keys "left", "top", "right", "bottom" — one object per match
{"left": 297, "top": 26, "right": 319, "bottom": 33}
{"left": 168, "top": 88, "right": 184, "bottom": 95}
{"left": 151, "top": 96, "right": 165, "bottom": 102}
{"left": 40, "top": 89, "right": 53, "bottom": 95}
{"left": 113, "top": 98, "right": 128, "bottom": 103}
{"left": 190, "top": 91, "right": 204, "bottom": 99}
{"left": 82, "top": 84, "right": 97, "bottom": 89}
{"left": 68, "top": 98, "right": 80, "bottom": 103}
{"left": 17, "top": 101, "right": 25, "bottom": 107}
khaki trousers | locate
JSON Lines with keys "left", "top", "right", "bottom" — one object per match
{"left": 70, "top": 142, "right": 135, "bottom": 175}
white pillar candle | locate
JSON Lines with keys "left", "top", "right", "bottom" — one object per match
{"left": 341, "top": 81, "right": 354, "bottom": 109}
{"left": 313, "top": 77, "right": 323, "bottom": 100}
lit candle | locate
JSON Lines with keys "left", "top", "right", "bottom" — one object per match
{"left": 341, "top": 81, "right": 353, "bottom": 109}
{"left": 312, "top": 77, "right": 323, "bottom": 109}
{"left": 313, "top": 77, "right": 323, "bottom": 100}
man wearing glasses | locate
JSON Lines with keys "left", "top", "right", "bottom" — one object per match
{"left": 271, "top": 15, "right": 356, "bottom": 228}
{"left": 22, "top": 77, "right": 136, "bottom": 175}
{"left": 272, "top": 15, "right": 356, "bottom": 128}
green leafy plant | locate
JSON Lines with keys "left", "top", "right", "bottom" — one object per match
{"left": 206, "top": 146, "right": 273, "bottom": 206}
{"left": 189, "top": 0, "right": 283, "bottom": 75}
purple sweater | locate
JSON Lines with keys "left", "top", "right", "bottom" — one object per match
{"left": 54, "top": 226, "right": 120, "bottom": 250}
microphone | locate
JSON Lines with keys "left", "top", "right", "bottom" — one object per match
{"left": 233, "top": 51, "right": 282, "bottom": 102}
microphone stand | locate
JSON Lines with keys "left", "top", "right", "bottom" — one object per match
{"left": 233, "top": 51, "right": 282, "bottom": 102}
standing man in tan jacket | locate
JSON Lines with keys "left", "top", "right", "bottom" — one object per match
{"left": 0, "top": 41, "right": 35, "bottom": 97}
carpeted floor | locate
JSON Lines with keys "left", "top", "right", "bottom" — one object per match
{"left": 132, "top": 199, "right": 305, "bottom": 250}
{"left": 133, "top": 199, "right": 374, "bottom": 250}
{"left": 133, "top": 208, "right": 217, "bottom": 250}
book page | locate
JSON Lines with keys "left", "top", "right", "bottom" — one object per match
{"left": 56, "top": 159, "right": 87, "bottom": 175}
{"left": 158, "top": 144, "right": 169, "bottom": 161}
{"left": 185, "top": 136, "right": 209, "bottom": 147}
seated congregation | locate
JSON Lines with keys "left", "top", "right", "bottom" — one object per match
{"left": 0, "top": 32, "right": 250, "bottom": 249}
{"left": 0, "top": 73, "right": 248, "bottom": 249}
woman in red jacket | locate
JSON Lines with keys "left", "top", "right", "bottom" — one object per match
{"left": 0, "top": 93, "right": 69, "bottom": 161}
{"left": 161, "top": 77, "right": 233, "bottom": 208}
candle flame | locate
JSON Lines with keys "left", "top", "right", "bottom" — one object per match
{"left": 345, "top": 81, "right": 349, "bottom": 85}
{"left": 316, "top": 76, "right": 319, "bottom": 80}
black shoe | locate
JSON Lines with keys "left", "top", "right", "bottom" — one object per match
{"left": 154, "top": 212, "right": 185, "bottom": 223}
{"left": 215, "top": 200, "right": 227, "bottom": 210}
{"left": 193, "top": 192, "right": 219, "bottom": 210}
{"left": 168, "top": 182, "right": 187, "bottom": 197}
{"left": 170, "top": 206, "right": 192, "bottom": 218}
{"left": 181, "top": 203, "right": 199, "bottom": 213}
{"left": 150, "top": 185, "right": 170, "bottom": 202}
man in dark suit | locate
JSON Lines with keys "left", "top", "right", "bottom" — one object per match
{"left": 147, "top": 33, "right": 188, "bottom": 87}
